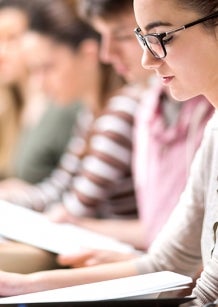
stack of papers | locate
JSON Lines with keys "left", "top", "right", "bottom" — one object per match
{"left": 0, "top": 200, "right": 134, "bottom": 254}
{"left": 0, "top": 271, "right": 193, "bottom": 304}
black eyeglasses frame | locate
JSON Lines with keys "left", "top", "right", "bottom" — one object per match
{"left": 134, "top": 11, "right": 218, "bottom": 59}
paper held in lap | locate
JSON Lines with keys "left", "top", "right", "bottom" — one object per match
{"left": 0, "top": 200, "right": 134, "bottom": 254}
{"left": 0, "top": 271, "right": 193, "bottom": 304}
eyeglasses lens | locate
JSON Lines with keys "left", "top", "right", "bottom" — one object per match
{"left": 145, "top": 35, "right": 165, "bottom": 58}
{"left": 135, "top": 30, "right": 165, "bottom": 58}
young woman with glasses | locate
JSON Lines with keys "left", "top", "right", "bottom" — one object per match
{"left": 55, "top": 0, "right": 213, "bottom": 270}
{"left": 0, "top": 0, "right": 217, "bottom": 306}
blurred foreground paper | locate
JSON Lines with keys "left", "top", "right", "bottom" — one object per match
{"left": 0, "top": 200, "right": 134, "bottom": 254}
{"left": 0, "top": 271, "right": 193, "bottom": 304}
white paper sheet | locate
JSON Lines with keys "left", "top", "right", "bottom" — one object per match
{"left": 0, "top": 200, "right": 134, "bottom": 254}
{"left": 0, "top": 271, "right": 192, "bottom": 304}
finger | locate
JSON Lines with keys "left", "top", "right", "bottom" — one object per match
{"left": 57, "top": 250, "right": 95, "bottom": 267}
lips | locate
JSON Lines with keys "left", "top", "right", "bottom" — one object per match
{"left": 160, "top": 75, "right": 174, "bottom": 85}
{"left": 114, "top": 65, "right": 128, "bottom": 75}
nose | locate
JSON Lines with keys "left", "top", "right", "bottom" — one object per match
{"left": 0, "top": 42, "right": 8, "bottom": 56}
{"left": 99, "top": 36, "right": 116, "bottom": 64}
{"left": 141, "top": 48, "right": 162, "bottom": 71}
{"left": 29, "top": 69, "right": 46, "bottom": 92}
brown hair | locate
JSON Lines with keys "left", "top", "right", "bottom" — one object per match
{"left": 77, "top": 0, "right": 133, "bottom": 21}
{"left": 27, "top": 0, "right": 124, "bottom": 115}
{"left": 0, "top": 0, "right": 124, "bottom": 164}
{"left": 0, "top": 86, "right": 23, "bottom": 177}
{"left": 0, "top": 0, "right": 31, "bottom": 176}
{"left": 28, "top": 0, "right": 125, "bottom": 157}
{"left": 176, "top": 1, "right": 218, "bottom": 26}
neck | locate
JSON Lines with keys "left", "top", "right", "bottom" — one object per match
{"left": 81, "top": 65, "right": 102, "bottom": 115}
{"left": 205, "top": 79, "right": 218, "bottom": 110}
{"left": 16, "top": 73, "right": 28, "bottom": 104}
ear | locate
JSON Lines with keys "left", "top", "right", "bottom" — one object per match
{"left": 77, "top": 39, "right": 100, "bottom": 61}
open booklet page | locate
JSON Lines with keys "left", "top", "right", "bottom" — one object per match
{"left": 0, "top": 271, "right": 193, "bottom": 304}
{"left": 0, "top": 200, "right": 134, "bottom": 254}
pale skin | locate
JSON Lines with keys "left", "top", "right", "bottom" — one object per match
{"left": 0, "top": 8, "right": 47, "bottom": 127}
{"left": 49, "top": 205, "right": 145, "bottom": 253}
{"left": 48, "top": 7, "right": 193, "bottom": 269}
{"left": 0, "top": 33, "right": 102, "bottom": 193}
{"left": 92, "top": 9, "right": 152, "bottom": 85}
{"left": 57, "top": 248, "right": 139, "bottom": 268}
{"left": 0, "top": 9, "right": 149, "bottom": 267}
{"left": 0, "top": 8, "right": 28, "bottom": 85}
{"left": 56, "top": 0, "right": 218, "bottom": 274}
{"left": 48, "top": 9, "right": 151, "bottom": 266}
{"left": 134, "top": 0, "right": 218, "bottom": 105}
{"left": 2, "top": 0, "right": 218, "bottom": 297}
{"left": 0, "top": 261, "right": 138, "bottom": 296}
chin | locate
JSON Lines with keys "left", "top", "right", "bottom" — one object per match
{"left": 169, "top": 87, "right": 197, "bottom": 102}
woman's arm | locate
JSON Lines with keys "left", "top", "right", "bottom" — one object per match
{"left": 0, "top": 260, "right": 138, "bottom": 296}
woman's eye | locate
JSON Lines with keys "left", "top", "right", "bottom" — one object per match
{"left": 163, "top": 35, "right": 173, "bottom": 45}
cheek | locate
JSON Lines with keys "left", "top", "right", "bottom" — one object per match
{"left": 164, "top": 56, "right": 202, "bottom": 100}
{"left": 43, "top": 73, "right": 59, "bottom": 94}
{"left": 3, "top": 52, "right": 20, "bottom": 69}
{"left": 174, "top": 54, "right": 206, "bottom": 94}
{"left": 54, "top": 72, "right": 77, "bottom": 100}
{"left": 1, "top": 54, "right": 26, "bottom": 81}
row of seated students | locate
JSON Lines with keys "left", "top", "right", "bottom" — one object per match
{"left": 0, "top": 0, "right": 215, "bottom": 306}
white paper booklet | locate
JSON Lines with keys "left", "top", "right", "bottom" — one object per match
{"left": 0, "top": 200, "right": 134, "bottom": 254}
{"left": 0, "top": 271, "right": 192, "bottom": 304}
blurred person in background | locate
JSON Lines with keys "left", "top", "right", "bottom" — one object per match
{"left": 54, "top": 0, "right": 213, "bottom": 267}
{"left": 0, "top": 0, "right": 214, "bottom": 300}
{"left": 0, "top": 0, "right": 47, "bottom": 180}
{"left": 0, "top": 0, "right": 84, "bottom": 183}
{"left": 0, "top": 0, "right": 213, "bottom": 259}
{"left": 0, "top": 0, "right": 144, "bottom": 249}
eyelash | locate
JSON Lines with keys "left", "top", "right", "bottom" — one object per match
{"left": 162, "top": 35, "right": 174, "bottom": 45}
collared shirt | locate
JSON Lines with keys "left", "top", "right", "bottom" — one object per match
{"left": 133, "top": 81, "right": 214, "bottom": 249}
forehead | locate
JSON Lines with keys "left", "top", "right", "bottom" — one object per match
{"left": 133, "top": 0, "right": 198, "bottom": 30}
{"left": 22, "top": 32, "right": 54, "bottom": 55}
{"left": 134, "top": 0, "right": 173, "bottom": 13}
{"left": 93, "top": 10, "right": 136, "bottom": 33}
{"left": 0, "top": 8, "right": 28, "bottom": 31}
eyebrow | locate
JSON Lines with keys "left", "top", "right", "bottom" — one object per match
{"left": 145, "top": 21, "right": 172, "bottom": 32}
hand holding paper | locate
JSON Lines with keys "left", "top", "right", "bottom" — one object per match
{"left": 0, "top": 271, "right": 193, "bottom": 304}
{"left": 0, "top": 200, "right": 134, "bottom": 254}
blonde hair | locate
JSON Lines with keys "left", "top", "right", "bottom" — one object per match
{"left": 0, "top": 86, "right": 22, "bottom": 177}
